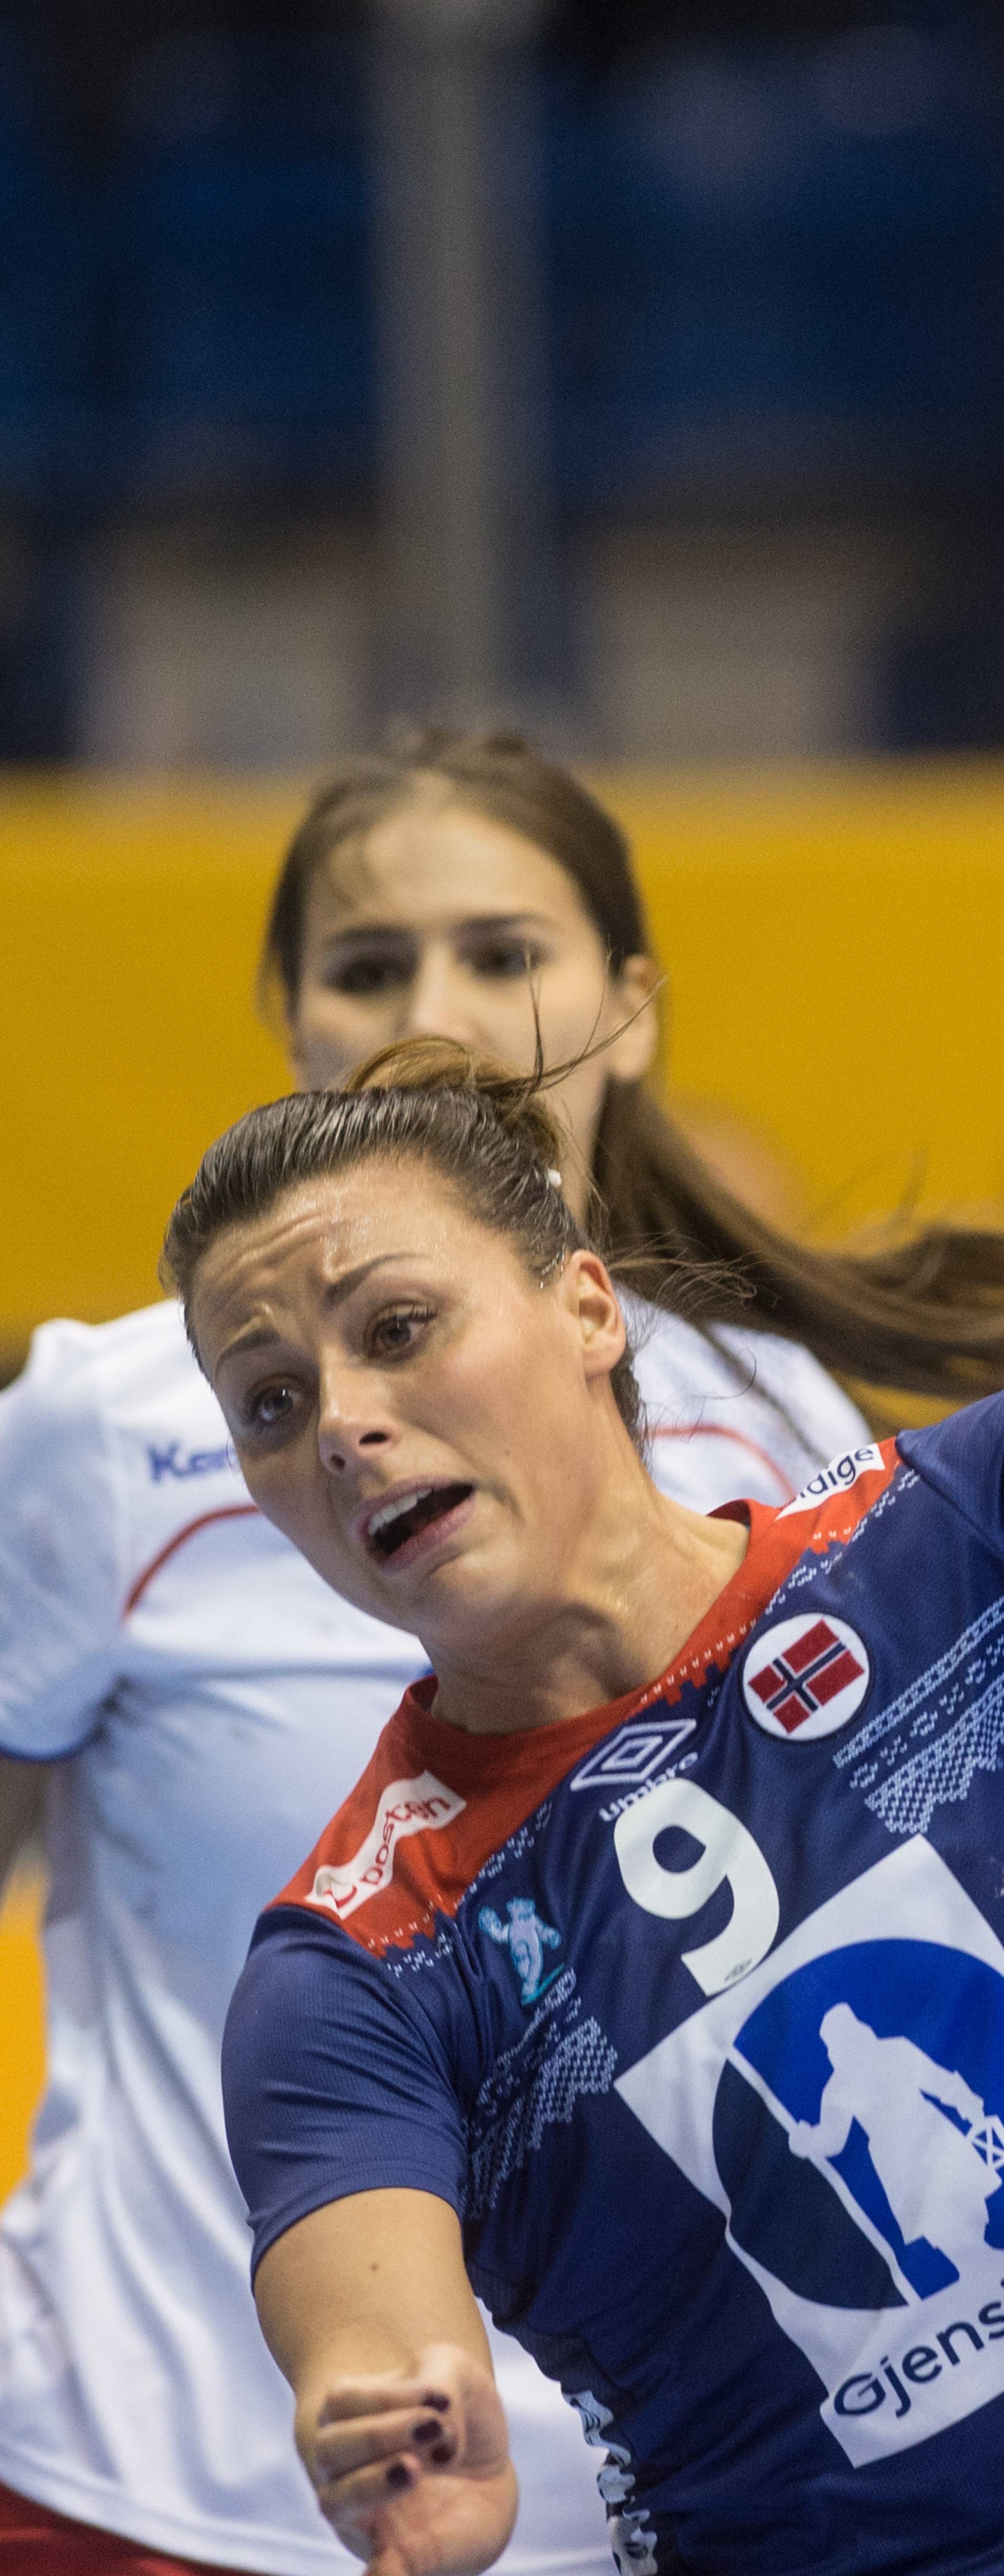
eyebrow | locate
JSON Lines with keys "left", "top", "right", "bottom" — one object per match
{"left": 320, "top": 912, "right": 555, "bottom": 946}
{"left": 215, "top": 1253, "right": 419, "bottom": 1370}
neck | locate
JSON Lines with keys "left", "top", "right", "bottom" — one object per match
{"left": 429, "top": 1446, "right": 749, "bottom": 1738}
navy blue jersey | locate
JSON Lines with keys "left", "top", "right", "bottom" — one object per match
{"left": 223, "top": 1404, "right": 1004, "bottom": 2576}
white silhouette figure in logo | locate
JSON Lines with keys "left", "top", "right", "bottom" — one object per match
{"left": 789, "top": 2001, "right": 1002, "bottom": 2274}
{"left": 479, "top": 1898, "right": 562, "bottom": 2005}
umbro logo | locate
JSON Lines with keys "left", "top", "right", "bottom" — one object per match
{"left": 569, "top": 1717, "right": 696, "bottom": 1792}
{"left": 743, "top": 1614, "right": 871, "bottom": 1741}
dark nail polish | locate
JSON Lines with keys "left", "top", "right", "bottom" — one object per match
{"left": 424, "top": 2391, "right": 450, "bottom": 2412}
{"left": 431, "top": 2441, "right": 454, "bottom": 2467}
{"left": 413, "top": 2420, "right": 440, "bottom": 2445}
{"left": 386, "top": 2462, "right": 411, "bottom": 2492}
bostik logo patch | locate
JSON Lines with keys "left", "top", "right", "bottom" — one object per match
{"left": 617, "top": 1839, "right": 1004, "bottom": 2467}
{"left": 306, "top": 1774, "right": 466, "bottom": 1921}
{"left": 743, "top": 1614, "right": 871, "bottom": 1740}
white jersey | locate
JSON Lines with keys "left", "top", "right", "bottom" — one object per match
{"left": 0, "top": 1298, "right": 865, "bottom": 2574}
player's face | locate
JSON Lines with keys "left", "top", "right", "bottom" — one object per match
{"left": 287, "top": 801, "right": 657, "bottom": 1220}
{"left": 194, "top": 1158, "right": 628, "bottom": 1664}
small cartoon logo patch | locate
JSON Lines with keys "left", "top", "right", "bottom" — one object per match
{"left": 480, "top": 1898, "right": 563, "bottom": 2004}
{"left": 743, "top": 1613, "right": 871, "bottom": 1741}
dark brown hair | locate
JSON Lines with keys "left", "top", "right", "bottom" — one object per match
{"left": 163, "top": 1037, "right": 644, "bottom": 1447}
{"left": 260, "top": 729, "right": 1004, "bottom": 1406}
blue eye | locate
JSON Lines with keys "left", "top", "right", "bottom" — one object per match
{"left": 248, "top": 1383, "right": 296, "bottom": 1430}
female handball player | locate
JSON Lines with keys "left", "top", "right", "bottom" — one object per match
{"left": 0, "top": 735, "right": 997, "bottom": 2575}
{"left": 156, "top": 1036, "right": 1004, "bottom": 2576}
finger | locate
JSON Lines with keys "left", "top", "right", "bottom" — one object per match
{"left": 314, "top": 2408, "right": 457, "bottom": 2481}
{"left": 318, "top": 2376, "right": 452, "bottom": 2427}
{"left": 316, "top": 2450, "right": 421, "bottom": 2519}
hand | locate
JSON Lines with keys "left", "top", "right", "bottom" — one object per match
{"left": 298, "top": 2340, "right": 517, "bottom": 2576}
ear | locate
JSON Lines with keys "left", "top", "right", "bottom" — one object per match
{"left": 558, "top": 1250, "right": 627, "bottom": 1384}
{"left": 604, "top": 954, "right": 659, "bottom": 1085}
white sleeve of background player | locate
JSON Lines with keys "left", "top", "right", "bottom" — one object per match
{"left": 746, "top": 1337, "right": 871, "bottom": 1466}
{"left": 0, "top": 1322, "right": 126, "bottom": 1757}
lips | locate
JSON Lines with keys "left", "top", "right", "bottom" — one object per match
{"left": 361, "top": 1480, "right": 475, "bottom": 1563}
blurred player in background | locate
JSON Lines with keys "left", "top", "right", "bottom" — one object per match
{"left": 1, "top": 732, "right": 999, "bottom": 2575}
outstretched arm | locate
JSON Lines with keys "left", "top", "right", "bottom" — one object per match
{"left": 254, "top": 2188, "right": 517, "bottom": 2576}
{"left": 789, "top": 2074, "right": 851, "bottom": 2163}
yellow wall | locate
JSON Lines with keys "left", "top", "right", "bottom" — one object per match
{"left": 2, "top": 757, "right": 1004, "bottom": 2188}
{"left": 0, "top": 1875, "right": 45, "bottom": 2205}
{"left": 621, "top": 762, "right": 1004, "bottom": 1230}
{"left": 2, "top": 775, "right": 294, "bottom": 1347}
{"left": 3, "top": 761, "right": 1004, "bottom": 1359}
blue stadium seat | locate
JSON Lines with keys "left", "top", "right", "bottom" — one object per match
{"left": 105, "top": 32, "right": 373, "bottom": 497}
{"left": 0, "top": 21, "right": 96, "bottom": 497}
{"left": 545, "top": 26, "right": 1004, "bottom": 507}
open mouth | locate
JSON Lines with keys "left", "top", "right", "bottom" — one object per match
{"left": 365, "top": 1482, "right": 474, "bottom": 1562}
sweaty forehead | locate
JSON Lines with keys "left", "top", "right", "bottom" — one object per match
{"left": 189, "top": 1160, "right": 516, "bottom": 1360}
{"left": 189, "top": 1181, "right": 359, "bottom": 1354}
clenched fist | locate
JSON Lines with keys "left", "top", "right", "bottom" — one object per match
{"left": 297, "top": 2339, "right": 518, "bottom": 2576}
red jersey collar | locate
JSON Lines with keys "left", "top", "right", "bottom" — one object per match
{"left": 272, "top": 1467, "right": 904, "bottom": 1957}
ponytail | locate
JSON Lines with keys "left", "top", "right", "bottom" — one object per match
{"left": 594, "top": 1082, "right": 1004, "bottom": 1404}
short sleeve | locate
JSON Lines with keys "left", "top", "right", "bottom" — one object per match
{"left": 717, "top": 1330, "right": 871, "bottom": 1468}
{"left": 0, "top": 1322, "right": 124, "bottom": 1757}
{"left": 628, "top": 1295, "right": 871, "bottom": 1510}
{"left": 222, "top": 1911, "right": 469, "bottom": 2281}
{"left": 899, "top": 1391, "right": 1004, "bottom": 1564}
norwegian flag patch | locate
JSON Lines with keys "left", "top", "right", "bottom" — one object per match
{"left": 742, "top": 1613, "right": 871, "bottom": 1741}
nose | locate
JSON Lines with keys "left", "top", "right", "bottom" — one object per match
{"left": 317, "top": 1365, "right": 396, "bottom": 1476}
{"left": 401, "top": 946, "right": 478, "bottom": 1046}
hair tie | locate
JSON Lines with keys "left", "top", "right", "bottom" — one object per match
{"left": 546, "top": 1168, "right": 563, "bottom": 1189}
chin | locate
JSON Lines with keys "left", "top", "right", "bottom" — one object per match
{"left": 420, "top": 1568, "right": 532, "bottom": 1651}
{"left": 299, "top": 1541, "right": 384, "bottom": 1623}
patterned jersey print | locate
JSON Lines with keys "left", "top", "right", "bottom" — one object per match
{"left": 223, "top": 1402, "right": 1004, "bottom": 2576}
